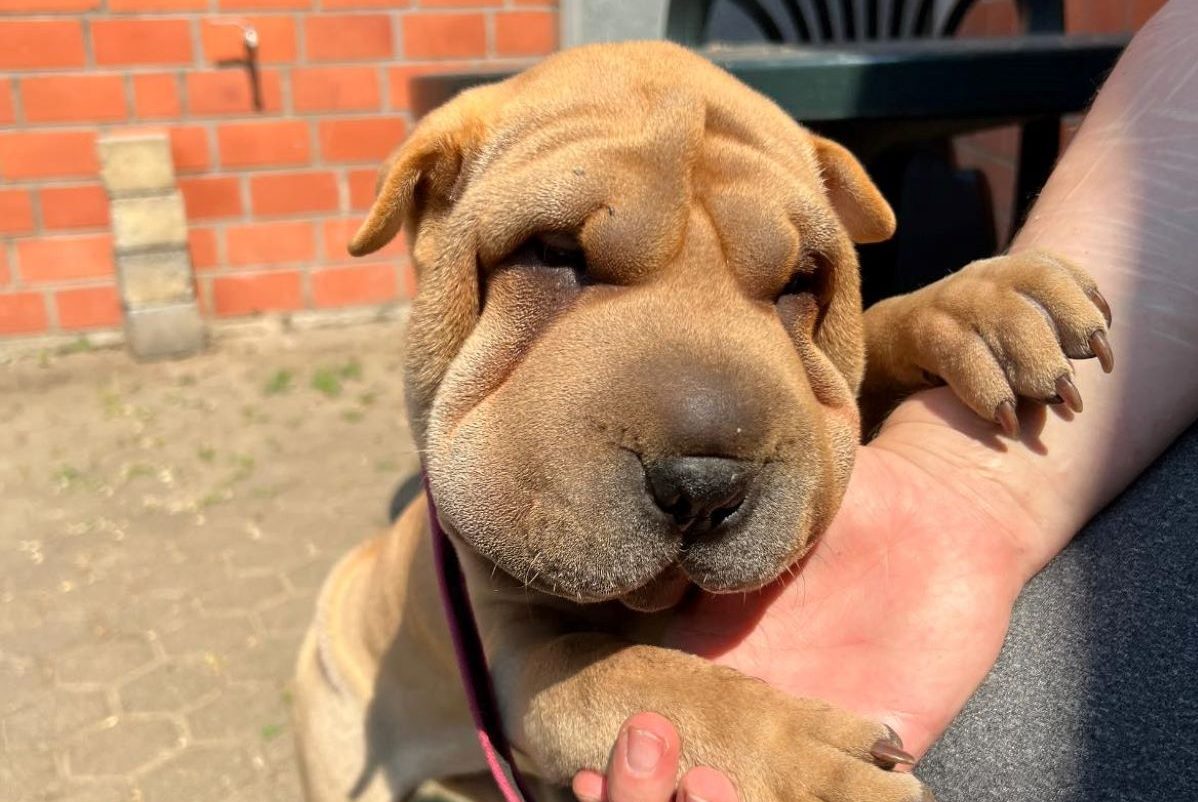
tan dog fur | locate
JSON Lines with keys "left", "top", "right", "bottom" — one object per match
{"left": 294, "top": 42, "right": 1112, "bottom": 802}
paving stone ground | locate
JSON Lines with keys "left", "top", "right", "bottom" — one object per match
{"left": 0, "top": 321, "right": 420, "bottom": 802}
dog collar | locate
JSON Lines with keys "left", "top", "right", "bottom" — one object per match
{"left": 425, "top": 473, "right": 537, "bottom": 802}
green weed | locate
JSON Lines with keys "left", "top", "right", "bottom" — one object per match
{"left": 263, "top": 369, "right": 294, "bottom": 396}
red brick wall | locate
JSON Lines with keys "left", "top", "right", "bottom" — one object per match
{"left": 0, "top": 0, "right": 557, "bottom": 340}
{"left": 0, "top": 0, "right": 1172, "bottom": 341}
{"left": 954, "top": 0, "right": 1168, "bottom": 242}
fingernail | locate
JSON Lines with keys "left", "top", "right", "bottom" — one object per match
{"left": 870, "top": 740, "right": 917, "bottom": 767}
{"left": 1090, "top": 330, "right": 1115, "bottom": 373}
{"left": 1055, "top": 375, "right": 1083, "bottom": 413}
{"left": 625, "top": 727, "right": 665, "bottom": 775}
{"left": 679, "top": 790, "right": 710, "bottom": 802}
{"left": 995, "top": 400, "right": 1020, "bottom": 438}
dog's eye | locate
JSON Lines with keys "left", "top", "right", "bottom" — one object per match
{"left": 779, "top": 271, "right": 815, "bottom": 298}
{"left": 777, "top": 252, "right": 830, "bottom": 302}
{"left": 533, "top": 233, "right": 586, "bottom": 273}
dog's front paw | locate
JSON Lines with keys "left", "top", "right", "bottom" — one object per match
{"left": 723, "top": 694, "right": 932, "bottom": 802}
{"left": 894, "top": 249, "right": 1113, "bottom": 434}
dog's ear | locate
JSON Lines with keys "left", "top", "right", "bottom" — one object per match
{"left": 348, "top": 90, "right": 491, "bottom": 256}
{"left": 811, "top": 135, "right": 896, "bottom": 244}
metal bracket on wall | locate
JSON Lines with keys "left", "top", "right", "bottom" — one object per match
{"left": 212, "top": 21, "right": 262, "bottom": 112}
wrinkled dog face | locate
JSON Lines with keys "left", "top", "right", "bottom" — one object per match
{"left": 351, "top": 43, "right": 895, "bottom": 611}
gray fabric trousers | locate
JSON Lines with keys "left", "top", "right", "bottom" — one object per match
{"left": 920, "top": 423, "right": 1198, "bottom": 800}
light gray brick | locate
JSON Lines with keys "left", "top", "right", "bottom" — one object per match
{"left": 138, "top": 744, "right": 258, "bottom": 802}
{"left": 68, "top": 717, "right": 182, "bottom": 777}
{"left": 124, "top": 304, "right": 206, "bottom": 361}
{"left": 98, "top": 133, "right": 176, "bottom": 197}
{"left": 117, "top": 248, "right": 194, "bottom": 308}
{"left": 3, "top": 689, "right": 109, "bottom": 744}
{"left": 54, "top": 635, "right": 156, "bottom": 685}
{"left": 111, "top": 193, "right": 188, "bottom": 252}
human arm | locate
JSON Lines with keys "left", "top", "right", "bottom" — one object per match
{"left": 672, "top": 0, "right": 1198, "bottom": 757}
{"left": 882, "top": 0, "right": 1198, "bottom": 580}
{"left": 575, "top": 4, "right": 1198, "bottom": 786}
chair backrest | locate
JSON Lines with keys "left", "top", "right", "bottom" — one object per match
{"left": 666, "top": 0, "right": 1064, "bottom": 46}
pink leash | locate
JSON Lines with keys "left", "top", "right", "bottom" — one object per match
{"left": 426, "top": 475, "right": 537, "bottom": 802}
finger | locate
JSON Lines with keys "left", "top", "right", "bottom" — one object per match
{"left": 573, "top": 770, "right": 606, "bottom": 802}
{"left": 606, "top": 712, "right": 682, "bottom": 802}
{"left": 677, "top": 766, "right": 739, "bottom": 802}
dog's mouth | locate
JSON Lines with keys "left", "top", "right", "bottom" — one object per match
{"left": 431, "top": 433, "right": 823, "bottom": 609}
{"left": 452, "top": 473, "right": 808, "bottom": 609}
{"left": 618, "top": 564, "right": 692, "bottom": 613}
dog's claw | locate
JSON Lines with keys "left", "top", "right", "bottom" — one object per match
{"left": 870, "top": 740, "right": 917, "bottom": 767}
{"left": 1054, "top": 375, "right": 1083, "bottom": 413}
{"left": 995, "top": 400, "right": 1020, "bottom": 438}
{"left": 1089, "top": 330, "right": 1115, "bottom": 373}
{"left": 1088, "top": 288, "right": 1113, "bottom": 326}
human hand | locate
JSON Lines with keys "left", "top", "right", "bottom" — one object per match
{"left": 665, "top": 387, "right": 1059, "bottom": 757}
{"left": 571, "top": 712, "right": 739, "bottom": 802}
{"left": 587, "top": 0, "right": 1198, "bottom": 780}
{"left": 571, "top": 388, "right": 1058, "bottom": 802}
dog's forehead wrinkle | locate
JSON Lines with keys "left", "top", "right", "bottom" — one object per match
{"left": 462, "top": 134, "right": 503, "bottom": 195}
{"left": 703, "top": 99, "right": 815, "bottom": 179}
{"left": 478, "top": 77, "right": 703, "bottom": 172}
{"left": 489, "top": 112, "right": 627, "bottom": 170}
{"left": 461, "top": 82, "right": 840, "bottom": 291}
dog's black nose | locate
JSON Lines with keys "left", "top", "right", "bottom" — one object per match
{"left": 644, "top": 456, "right": 754, "bottom": 536}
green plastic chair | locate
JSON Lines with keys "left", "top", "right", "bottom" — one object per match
{"left": 666, "top": 0, "right": 1064, "bottom": 44}
{"left": 667, "top": 0, "right": 1067, "bottom": 215}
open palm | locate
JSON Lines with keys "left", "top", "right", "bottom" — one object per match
{"left": 665, "top": 389, "right": 1050, "bottom": 757}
